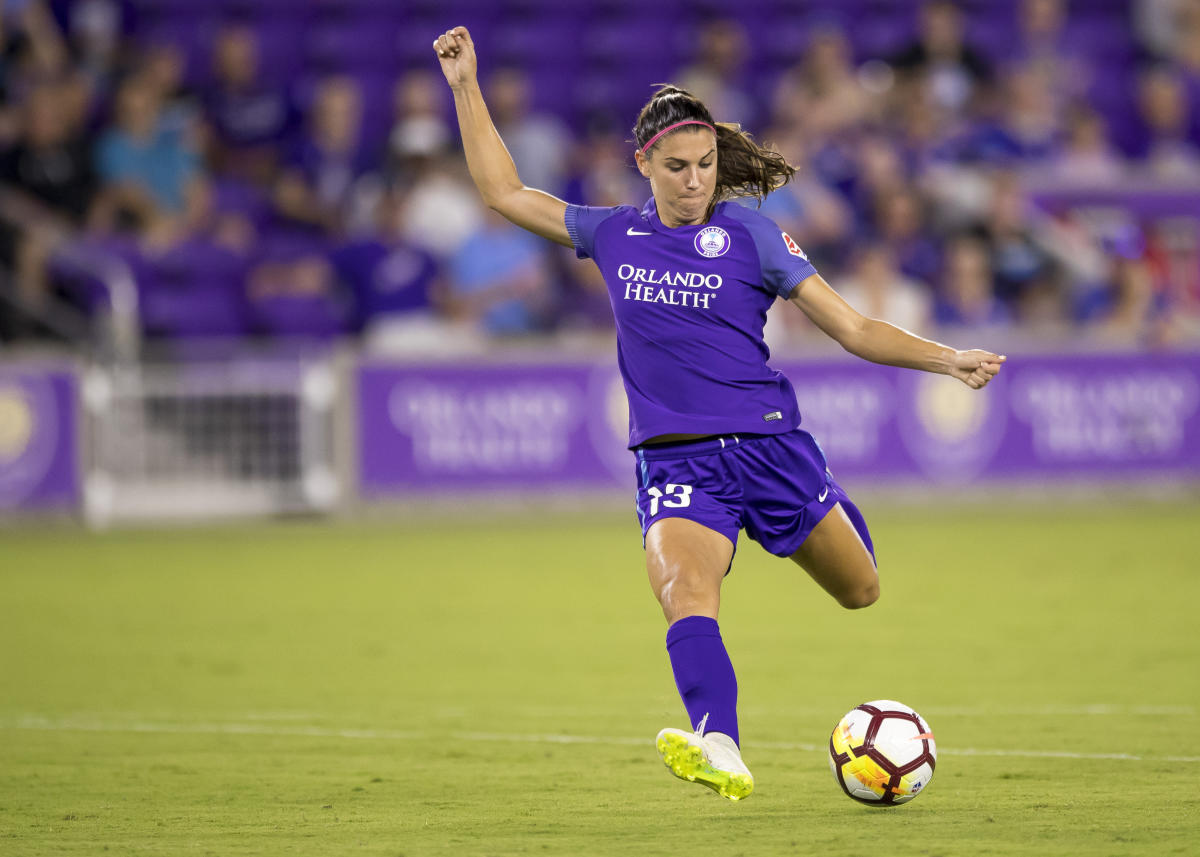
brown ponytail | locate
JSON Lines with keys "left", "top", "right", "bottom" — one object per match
{"left": 711, "top": 123, "right": 796, "bottom": 210}
{"left": 634, "top": 85, "right": 796, "bottom": 217}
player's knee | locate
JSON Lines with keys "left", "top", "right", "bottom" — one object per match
{"left": 838, "top": 579, "right": 879, "bottom": 610}
{"left": 657, "top": 573, "right": 719, "bottom": 621}
{"left": 660, "top": 573, "right": 710, "bottom": 605}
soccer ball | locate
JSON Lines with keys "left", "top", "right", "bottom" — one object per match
{"left": 828, "top": 699, "right": 937, "bottom": 806}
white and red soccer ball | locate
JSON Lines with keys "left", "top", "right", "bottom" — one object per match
{"left": 828, "top": 700, "right": 937, "bottom": 806}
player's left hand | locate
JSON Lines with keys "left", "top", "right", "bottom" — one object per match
{"left": 949, "top": 350, "right": 1006, "bottom": 390}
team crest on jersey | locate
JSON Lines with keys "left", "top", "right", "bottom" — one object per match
{"left": 782, "top": 231, "right": 808, "bottom": 260}
{"left": 694, "top": 226, "right": 731, "bottom": 258}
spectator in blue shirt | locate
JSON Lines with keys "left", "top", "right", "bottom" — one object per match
{"left": 445, "top": 208, "right": 553, "bottom": 337}
{"left": 92, "top": 74, "right": 208, "bottom": 246}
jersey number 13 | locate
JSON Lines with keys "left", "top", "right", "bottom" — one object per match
{"left": 646, "top": 483, "right": 693, "bottom": 517}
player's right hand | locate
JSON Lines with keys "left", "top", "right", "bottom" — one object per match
{"left": 433, "top": 26, "right": 477, "bottom": 90}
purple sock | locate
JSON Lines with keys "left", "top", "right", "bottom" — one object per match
{"left": 665, "top": 615, "right": 740, "bottom": 747}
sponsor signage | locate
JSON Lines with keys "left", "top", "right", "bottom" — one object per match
{"left": 0, "top": 367, "right": 79, "bottom": 512}
{"left": 357, "top": 352, "right": 1200, "bottom": 495}
{"left": 357, "top": 362, "right": 629, "bottom": 493}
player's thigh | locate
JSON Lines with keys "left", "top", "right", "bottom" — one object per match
{"left": 788, "top": 502, "right": 879, "bottom": 609}
{"left": 645, "top": 517, "right": 735, "bottom": 622}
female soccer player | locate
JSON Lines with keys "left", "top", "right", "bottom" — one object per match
{"left": 434, "top": 26, "right": 1004, "bottom": 801}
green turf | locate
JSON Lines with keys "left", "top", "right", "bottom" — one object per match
{"left": 2, "top": 501, "right": 1199, "bottom": 855}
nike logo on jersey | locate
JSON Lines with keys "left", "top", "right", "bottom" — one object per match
{"left": 818, "top": 485, "right": 829, "bottom": 503}
{"left": 627, "top": 228, "right": 652, "bottom": 236}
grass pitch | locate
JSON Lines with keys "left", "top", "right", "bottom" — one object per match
{"left": 2, "top": 500, "right": 1198, "bottom": 855}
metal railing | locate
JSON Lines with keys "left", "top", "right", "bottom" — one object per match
{"left": 48, "top": 241, "right": 140, "bottom": 363}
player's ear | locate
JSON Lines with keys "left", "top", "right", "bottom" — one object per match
{"left": 634, "top": 150, "right": 650, "bottom": 178}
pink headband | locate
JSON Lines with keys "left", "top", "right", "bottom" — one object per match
{"left": 638, "top": 120, "right": 717, "bottom": 154}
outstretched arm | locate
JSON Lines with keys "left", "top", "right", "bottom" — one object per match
{"left": 788, "top": 273, "right": 1006, "bottom": 389}
{"left": 433, "top": 27, "right": 571, "bottom": 247}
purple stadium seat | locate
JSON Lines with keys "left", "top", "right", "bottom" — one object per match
{"left": 524, "top": 68, "right": 579, "bottom": 120}
{"left": 1064, "top": 19, "right": 1135, "bottom": 64}
{"left": 354, "top": 71, "right": 397, "bottom": 154}
{"left": 245, "top": 295, "right": 348, "bottom": 339}
{"left": 243, "top": 231, "right": 351, "bottom": 339}
{"left": 688, "top": 0, "right": 770, "bottom": 18}
{"left": 394, "top": 19, "right": 453, "bottom": 69}
{"left": 252, "top": 21, "right": 309, "bottom": 86}
{"left": 217, "top": 0, "right": 300, "bottom": 16}
{"left": 404, "top": 0, "right": 495, "bottom": 17}
{"left": 492, "top": 20, "right": 578, "bottom": 67}
{"left": 134, "top": 0, "right": 210, "bottom": 15}
{"left": 139, "top": 17, "right": 216, "bottom": 86}
{"left": 760, "top": 18, "right": 820, "bottom": 68}
{"left": 1186, "top": 74, "right": 1200, "bottom": 145}
{"left": 850, "top": 13, "right": 915, "bottom": 61}
{"left": 965, "top": 10, "right": 1017, "bottom": 65}
{"left": 583, "top": 23, "right": 674, "bottom": 68}
{"left": 310, "top": 0, "right": 404, "bottom": 14}
{"left": 304, "top": 19, "right": 400, "bottom": 74}
{"left": 577, "top": 69, "right": 648, "bottom": 128}
{"left": 767, "top": 0, "right": 866, "bottom": 14}
{"left": 1087, "top": 64, "right": 1140, "bottom": 155}
{"left": 138, "top": 240, "right": 249, "bottom": 339}
{"left": 256, "top": 230, "right": 324, "bottom": 262}
{"left": 212, "top": 179, "right": 271, "bottom": 226}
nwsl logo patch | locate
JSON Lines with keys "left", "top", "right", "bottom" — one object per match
{"left": 694, "top": 226, "right": 730, "bottom": 258}
{"left": 782, "top": 231, "right": 808, "bottom": 260}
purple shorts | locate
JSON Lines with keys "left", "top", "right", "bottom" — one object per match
{"left": 633, "top": 429, "right": 875, "bottom": 563}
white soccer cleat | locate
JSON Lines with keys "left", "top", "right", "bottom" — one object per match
{"left": 655, "top": 727, "right": 754, "bottom": 801}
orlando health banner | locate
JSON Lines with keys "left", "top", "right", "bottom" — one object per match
{"left": 356, "top": 352, "right": 1200, "bottom": 496}
{"left": 0, "top": 365, "right": 79, "bottom": 512}
{"left": 357, "top": 360, "right": 630, "bottom": 494}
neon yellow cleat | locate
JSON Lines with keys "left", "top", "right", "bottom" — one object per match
{"left": 655, "top": 728, "right": 755, "bottom": 801}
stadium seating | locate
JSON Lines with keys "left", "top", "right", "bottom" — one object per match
{"left": 2, "top": 0, "right": 1187, "bottom": 350}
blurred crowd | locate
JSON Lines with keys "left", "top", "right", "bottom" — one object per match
{"left": 0, "top": 0, "right": 1199, "bottom": 353}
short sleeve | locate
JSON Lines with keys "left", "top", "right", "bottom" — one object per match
{"left": 564, "top": 204, "right": 622, "bottom": 260}
{"left": 95, "top": 134, "right": 126, "bottom": 181}
{"left": 723, "top": 204, "right": 819, "bottom": 298}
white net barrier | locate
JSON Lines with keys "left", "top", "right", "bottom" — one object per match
{"left": 82, "top": 358, "right": 339, "bottom": 526}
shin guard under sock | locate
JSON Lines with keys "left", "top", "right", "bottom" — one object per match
{"left": 665, "top": 615, "right": 740, "bottom": 747}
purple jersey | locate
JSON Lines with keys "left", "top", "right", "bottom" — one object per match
{"left": 566, "top": 198, "right": 818, "bottom": 447}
